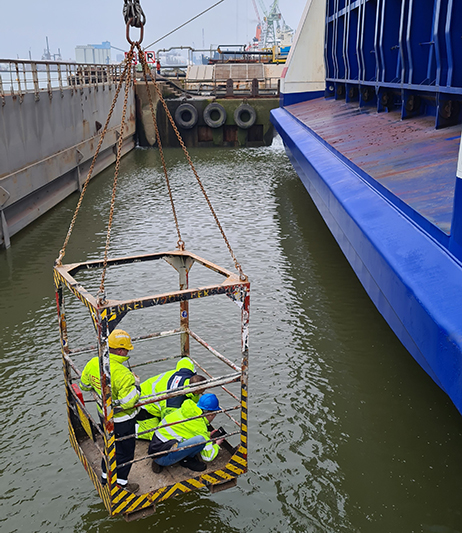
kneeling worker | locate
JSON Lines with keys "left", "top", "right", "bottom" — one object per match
{"left": 148, "top": 393, "right": 224, "bottom": 472}
{"left": 80, "top": 329, "right": 140, "bottom": 493}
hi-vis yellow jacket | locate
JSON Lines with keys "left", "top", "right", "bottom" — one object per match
{"left": 140, "top": 357, "right": 196, "bottom": 419}
{"left": 80, "top": 353, "right": 139, "bottom": 422}
{"left": 154, "top": 399, "right": 219, "bottom": 462}
{"left": 136, "top": 357, "right": 196, "bottom": 440}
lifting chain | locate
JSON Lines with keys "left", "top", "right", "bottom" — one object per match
{"left": 123, "top": 0, "right": 146, "bottom": 28}
{"left": 57, "top": 9, "right": 245, "bottom": 309}
{"left": 136, "top": 46, "right": 184, "bottom": 250}
{"left": 136, "top": 44, "right": 246, "bottom": 281}
{"left": 98, "top": 46, "right": 135, "bottom": 304}
{"left": 55, "top": 45, "right": 136, "bottom": 268}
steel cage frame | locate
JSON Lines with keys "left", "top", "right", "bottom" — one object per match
{"left": 54, "top": 249, "right": 250, "bottom": 518}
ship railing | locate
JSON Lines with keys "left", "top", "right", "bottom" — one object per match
{"left": 0, "top": 59, "right": 131, "bottom": 99}
{"left": 184, "top": 75, "right": 281, "bottom": 96}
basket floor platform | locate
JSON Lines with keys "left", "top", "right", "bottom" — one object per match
{"left": 80, "top": 435, "right": 235, "bottom": 493}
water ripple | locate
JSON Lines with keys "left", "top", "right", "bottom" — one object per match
{"left": 2, "top": 141, "right": 462, "bottom": 532}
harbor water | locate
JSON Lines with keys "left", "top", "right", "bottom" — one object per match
{"left": 1, "top": 137, "right": 462, "bottom": 532}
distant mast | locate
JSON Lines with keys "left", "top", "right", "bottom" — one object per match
{"left": 42, "top": 37, "right": 62, "bottom": 61}
{"left": 42, "top": 37, "right": 52, "bottom": 61}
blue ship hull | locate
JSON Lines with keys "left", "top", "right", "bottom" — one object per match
{"left": 272, "top": 0, "right": 462, "bottom": 414}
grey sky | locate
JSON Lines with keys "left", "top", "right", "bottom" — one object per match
{"left": 0, "top": 0, "right": 307, "bottom": 61}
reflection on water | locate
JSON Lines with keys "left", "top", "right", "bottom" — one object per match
{"left": 1, "top": 138, "right": 462, "bottom": 533}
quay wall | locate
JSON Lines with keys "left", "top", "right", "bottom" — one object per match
{"left": 136, "top": 83, "right": 277, "bottom": 148}
{"left": 0, "top": 69, "right": 276, "bottom": 248}
{"left": 0, "top": 81, "right": 135, "bottom": 248}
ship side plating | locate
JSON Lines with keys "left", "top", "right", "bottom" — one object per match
{"left": 271, "top": 0, "right": 462, "bottom": 413}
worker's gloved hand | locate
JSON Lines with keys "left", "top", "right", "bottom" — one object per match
{"left": 211, "top": 427, "right": 226, "bottom": 446}
{"left": 134, "top": 374, "right": 140, "bottom": 386}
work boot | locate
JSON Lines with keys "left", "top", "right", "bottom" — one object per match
{"left": 151, "top": 460, "right": 163, "bottom": 474}
{"left": 180, "top": 456, "right": 206, "bottom": 472}
{"left": 117, "top": 482, "right": 140, "bottom": 493}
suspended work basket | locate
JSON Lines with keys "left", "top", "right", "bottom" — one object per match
{"left": 54, "top": 5, "right": 250, "bottom": 520}
{"left": 54, "top": 250, "right": 249, "bottom": 520}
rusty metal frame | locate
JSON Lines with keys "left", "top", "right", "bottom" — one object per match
{"left": 54, "top": 249, "right": 250, "bottom": 519}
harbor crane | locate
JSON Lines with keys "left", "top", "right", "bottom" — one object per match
{"left": 249, "top": 0, "right": 262, "bottom": 49}
{"left": 249, "top": 0, "right": 293, "bottom": 50}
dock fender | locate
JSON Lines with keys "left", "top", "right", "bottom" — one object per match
{"left": 175, "top": 103, "right": 199, "bottom": 129}
{"left": 203, "top": 103, "right": 227, "bottom": 128}
{"left": 234, "top": 104, "right": 256, "bottom": 129}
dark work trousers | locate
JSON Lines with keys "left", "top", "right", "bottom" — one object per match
{"left": 101, "top": 417, "right": 136, "bottom": 483}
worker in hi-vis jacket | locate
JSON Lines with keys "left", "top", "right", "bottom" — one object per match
{"left": 148, "top": 393, "right": 224, "bottom": 473}
{"left": 135, "top": 357, "right": 206, "bottom": 440}
{"left": 80, "top": 329, "right": 140, "bottom": 493}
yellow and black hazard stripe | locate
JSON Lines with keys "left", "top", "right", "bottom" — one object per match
{"left": 241, "top": 386, "right": 248, "bottom": 442}
{"left": 202, "top": 469, "right": 236, "bottom": 485}
{"left": 109, "top": 484, "right": 155, "bottom": 516}
{"left": 153, "top": 476, "right": 207, "bottom": 504}
{"left": 67, "top": 419, "right": 112, "bottom": 513}
{"left": 53, "top": 269, "right": 61, "bottom": 290}
{"left": 228, "top": 445, "right": 248, "bottom": 474}
{"left": 109, "top": 476, "right": 207, "bottom": 516}
{"left": 54, "top": 269, "right": 97, "bottom": 315}
{"left": 103, "top": 408, "right": 118, "bottom": 496}
{"left": 239, "top": 384, "right": 248, "bottom": 465}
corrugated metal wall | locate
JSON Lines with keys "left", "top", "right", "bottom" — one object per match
{"left": 324, "top": 0, "right": 462, "bottom": 128}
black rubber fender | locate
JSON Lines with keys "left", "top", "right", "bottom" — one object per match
{"left": 174, "top": 103, "right": 199, "bottom": 129}
{"left": 203, "top": 103, "right": 227, "bottom": 128}
{"left": 233, "top": 104, "right": 257, "bottom": 129}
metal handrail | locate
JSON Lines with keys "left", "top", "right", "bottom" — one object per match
{"left": 0, "top": 59, "right": 130, "bottom": 96}
{"left": 0, "top": 58, "right": 118, "bottom": 66}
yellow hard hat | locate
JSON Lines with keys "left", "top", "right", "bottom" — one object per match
{"left": 108, "top": 329, "right": 134, "bottom": 351}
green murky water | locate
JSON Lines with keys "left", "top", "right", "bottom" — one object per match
{"left": 2, "top": 138, "right": 462, "bottom": 533}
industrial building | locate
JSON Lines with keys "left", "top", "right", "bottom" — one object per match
{"left": 75, "top": 41, "right": 111, "bottom": 64}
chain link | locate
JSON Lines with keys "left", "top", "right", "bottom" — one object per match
{"left": 55, "top": 48, "right": 136, "bottom": 267}
{"left": 56, "top": 30, "right": 245, "bottom": 292}
{"left": 137, "top": 46, "right": 184, "bottom": 250}
{"left": 123, "top": 0, "right": 146, "bottom": 28}
{"left": 98, "top": 48, "right": 135, "bottom": 303}
{"left": 136, "top": 43, "right": 246, "bottom": 280}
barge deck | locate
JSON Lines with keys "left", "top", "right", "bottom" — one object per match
{"left": 286, "top": 97, "right": 461, "bottom": 235}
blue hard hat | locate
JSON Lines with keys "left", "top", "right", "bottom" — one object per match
{"left": 197, "top": 393, "right": 220, "bottom": 411}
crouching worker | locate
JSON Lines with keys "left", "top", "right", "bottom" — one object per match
{"left": 80, "top": 329, "right": 140, "bottom": 493}
{"left": 148, "top": 393, "right": 223, "bottom": 473}
{"left": 136, "top": 357, "right": 206, "bottom": 441}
